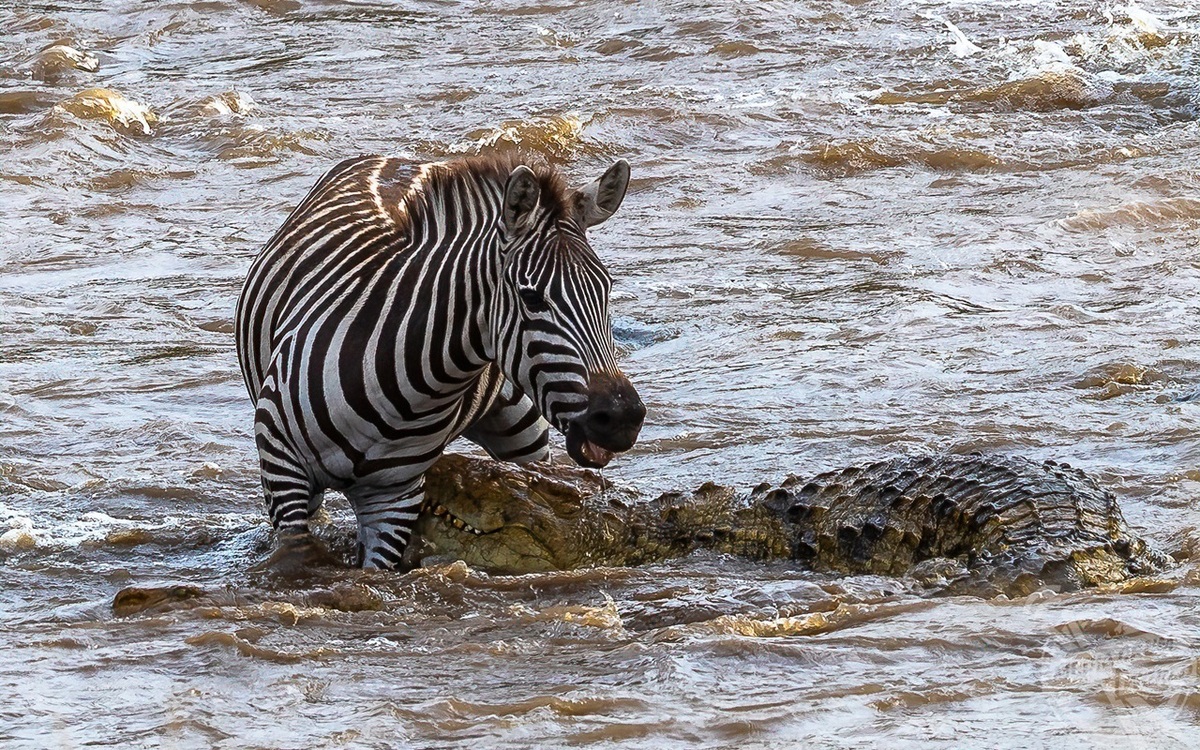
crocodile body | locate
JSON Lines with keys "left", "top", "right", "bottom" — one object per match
{"left": 409, "top": 453, "right": 1170, "bottom": 595}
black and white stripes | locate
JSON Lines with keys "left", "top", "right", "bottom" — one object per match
{"left": 235, "top": 153, "right": 645, "bottom": 569}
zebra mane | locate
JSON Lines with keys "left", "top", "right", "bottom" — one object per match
{"left": 400, "top": 151, "right": 572, "bottom": 226}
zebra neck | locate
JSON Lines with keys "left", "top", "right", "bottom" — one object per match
{"left": 392, "top": 174, "right": 507, "bottom": 387}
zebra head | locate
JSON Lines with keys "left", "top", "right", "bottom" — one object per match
{"left": 493, "top": 159, "right": 645, "bottom": 468}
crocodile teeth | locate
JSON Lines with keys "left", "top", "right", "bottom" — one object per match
{"left": 423, "top": 500, "right": 485, "bottom": 535}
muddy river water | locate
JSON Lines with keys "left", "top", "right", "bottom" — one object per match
{"left": 3, "top": 1, "right": 1200, "bottom": 747}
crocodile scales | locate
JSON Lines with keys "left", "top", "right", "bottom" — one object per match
{"left": 410, "top": 452, "right": 1171, "bottom": 596}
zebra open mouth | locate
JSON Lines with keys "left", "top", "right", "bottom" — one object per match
{"left": 566, "top": 422, "right": 617, "bottom": 469}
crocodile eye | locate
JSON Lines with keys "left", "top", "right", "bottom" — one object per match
{"left": 518, "top": 287, "right": 549, "bottom": 313}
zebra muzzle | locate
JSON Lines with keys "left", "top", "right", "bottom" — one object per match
{"left": 564, "top": 372, "right": 646, "bottom": 469}
{"left": 566, "top": 422, "right": 616, "bottom": 468}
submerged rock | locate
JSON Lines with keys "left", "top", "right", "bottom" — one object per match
{"left": 56, "top": 88, "right": 157, "bottom": 136}
{"left": 31, "top": 44, "right": 99, "bottom": 82}
{"left": 112, "top": 585, "right": 205, "bottom": 617}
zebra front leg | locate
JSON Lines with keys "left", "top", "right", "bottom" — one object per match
{"left": 347, "top": 479, "right": 424, "bottom": 570}
{"left": 462, "top": 377, "right": 551, "bottom": 465}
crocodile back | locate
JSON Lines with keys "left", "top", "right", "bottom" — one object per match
{"left": 754, "top": 454, "right": 1169, "bottom": 593}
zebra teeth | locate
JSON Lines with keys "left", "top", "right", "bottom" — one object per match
{"left": 434, "top": 504, "right": 448, "bottom": 516}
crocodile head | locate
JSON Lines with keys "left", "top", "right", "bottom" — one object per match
{"left": 411, "top": 453, "right": 634, "bottom": 572}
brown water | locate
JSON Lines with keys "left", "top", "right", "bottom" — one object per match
{"left": 3, "top": 1, "right": 1200, "bottom": 747}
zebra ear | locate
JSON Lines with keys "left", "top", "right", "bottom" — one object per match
{"left": 503, "top": 165, "right": 541, "bottom": 232}
{"left": 579, "top": 160, "right": 630, "bottom": 228}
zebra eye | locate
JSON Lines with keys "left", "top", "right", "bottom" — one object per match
{"left": 518, "top": 287, "right": 549, "bottom": 313}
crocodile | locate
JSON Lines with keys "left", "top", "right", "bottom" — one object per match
{"left": 408, "top": 452, "right": 1172, "bottom": 596}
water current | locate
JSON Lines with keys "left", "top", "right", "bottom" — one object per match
{"left": 3, "top": 1, "right": 1200, "bottom": 747}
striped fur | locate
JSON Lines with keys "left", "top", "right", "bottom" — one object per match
{"left": 235, "top": 153, "right": 641, "bottom": 569}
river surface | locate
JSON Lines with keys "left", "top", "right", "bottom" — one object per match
{"left": 3, "top": 1, "right": 1200, "bottom": 747}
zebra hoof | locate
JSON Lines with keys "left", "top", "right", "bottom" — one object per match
{"left": 251, "top": 533, "right": 345, "bottom": 578}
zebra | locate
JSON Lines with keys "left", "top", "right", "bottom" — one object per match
{"left": 235, "top": 152, "right": 646, "bottom": 569}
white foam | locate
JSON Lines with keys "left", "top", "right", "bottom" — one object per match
{"left": 0, "top": 503, "right": 37, "bottom": 552}
{"left": 1125, "top": 2, "right": 1165, "bottom": 34}
{"left": 1001, "top": 38, "right": 1090, "bottom": 84}
{"left": 0, "top": 500, "right": 253, "bottom": 553}
{"left": 201, "top": 90, "right": 257, "bottom": 116}
{"left": 1031, "top": 40, "right": 1073, "bottom": 67}
{"left": 0, "top": 528, "right": 34, "bottom": 552}
{"left": 943, "top": 19, "right": 984, "bottom": 58}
